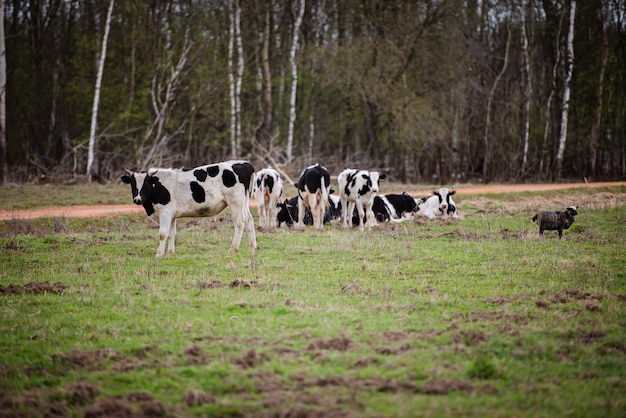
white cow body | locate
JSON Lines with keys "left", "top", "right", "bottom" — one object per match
{"left": 415, "top": 188, "right": 458, "bottom": 219}
{"left": 253, "top": 167, "right": 283, "bottom": 229}
{"left": 122, "top": 161, "right": 257, "bottom": 256}
{"left": 337, "top": 168, "right": 387, "bottom": 230}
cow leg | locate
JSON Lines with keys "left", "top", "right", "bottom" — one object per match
{"left": 340, "top": 198, "right": 350, "bottom": 228}
{"left": 156, "top": 214, "right": 172, "bottom": 257}
{"left": 229, "top": 203, "right": 246, "bottom": 252}
{"left": 558, "top": 228, "right": 563, "bottom": 239}
{"left": 344, "top": 201, "right": 356, "bottom": 228}
{"left": 245, "top": 206, "right": 257, "bottom": 252}
{"left": 167, "top": 218, "right": 177, "bottom": 254}
{"left": 267, "top": 201, "right": 278, "bottom": 229}
{"left": 355, "top": 200, "right": 365, "bottom": 230}
{"left": 258, "top": 204, "right": 267, "bottom": 228}
{"left": 294, "top": 197, "right": 306, "bottom": 229}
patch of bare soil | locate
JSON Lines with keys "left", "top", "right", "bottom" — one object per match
{"left": 0, "top": 281, "right": 69, "bottom": 296}
{"left": 1, "top": 182, "right": 623, "bottom": 221}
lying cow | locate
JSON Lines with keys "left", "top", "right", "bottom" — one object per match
{"left": 295, "top": 164, "right": 331, "bottom": 230}
{"left": 373, "top": 192, "right": 419, "bottom": 222}
{"left": 415, "top": 188, "right": 458, "bottom": 219}
{"left": 253, "top": 167, "right": 283, "bottom": 229}
{"left": 121, "top": 160, "right": 257, "bottom": 256}
{"left": 338, "top": 168, "right": 386, "bottom": 229}
{"left": 277, "top": 192, "right": 341, "bottom": 227}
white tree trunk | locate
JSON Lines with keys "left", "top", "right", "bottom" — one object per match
{"left": 228, "top": 0, "right": 236, "bottom": 159}
{"left": 87, "top": 0, "right": 114, "bottom": 182}
{"left": 0, "top": 0, "right": 6, "bottom": 185}
{"left": 540, "top": 12, "right": 564, "bottom": 178}
{"left": 286, "top": 0, "right": 305, "bottom": 163}
{"left": 234, "top": 1, "right": 244, "bottom": 156}
{"left": 555, "top": 0, "right": 576, "bottom": 179}
{"left": 519, "top": 4, "right": 532, "bottom": 176}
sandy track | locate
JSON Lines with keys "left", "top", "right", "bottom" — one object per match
{"left": 1, "top": 181, "right": 624, "bottom": 221}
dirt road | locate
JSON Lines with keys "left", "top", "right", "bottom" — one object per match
{"left": 1, "top": 181, "right": 624, "bottom": 221}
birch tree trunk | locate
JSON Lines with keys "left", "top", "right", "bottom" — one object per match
{"left": 255, "top": 4, "right": 272, "bottom": 147}
{"left": 588, "top": 2, "right": 608, "bottom": 179}
{"left": 539, "top": 11, "right": 564, "bottom": 179}
{"left": 286, "top": 0, "right": 305, "bottom": 163}
{"left": 482, "top": 22, "right": 511, "bottom": 181}
{"left": 519, "top": 3, "right": 532, "bottom": 177}
{"left": 228, "top": 0, "right": 236, "bottom": 158}
{"left": 555, "top": 0, "right": 576, "bottom": 180}
{"left": 87, "top": 0, "right": 114, "bottom": 182}
{"left": 0, "top": 0, "right": 6, "bottom": 185}
{"left": 234, "top": 0, "right": 244, "bottom": 157}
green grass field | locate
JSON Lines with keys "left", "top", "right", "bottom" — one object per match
{"left": 0, "top": 185, "right": 624, "bottom": 417}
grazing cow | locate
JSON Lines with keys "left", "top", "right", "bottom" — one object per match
{"left": 295, "top": 164, "right": 331, "bottom": 230}
{"left": 415, "top": 188, "right": 458, "bottom": 219}
{"left": 253, "top": 167, "right": 283, "bottom": 229}
{"left": 372, "top": 192, "right": 419, "bottom": 223}
{"left": 337, "top": 168, "right": 387, "bottom": 229}
{"left": 121, "top": 160, "right": 257, "bottom": 257}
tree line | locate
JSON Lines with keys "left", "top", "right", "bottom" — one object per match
{"left": 1, "top": 0, "right": 625, "bottom": 185}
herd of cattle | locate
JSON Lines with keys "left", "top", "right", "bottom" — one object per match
{"left": 121, "top": 160, "right": 576, "bottom": 257}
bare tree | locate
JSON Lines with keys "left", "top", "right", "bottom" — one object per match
{"left": 588, "top": 0, "right": 608, "bottom": 179}
{"left": 483, "top": 21, "right": 512, "bottom": 181}
{"left": 0, "top": 0, "right": 6, "bottom": 185}
{"left": 286, "top": 0, "right": 305, "bottom": 163}
{"left": 87, "top": 0, "right": 115, "bottom": 182}
{"left": 539, "top": 10, "right": 564, "bottom": 179}
{"left": 138, "top": 32, "right": 193, "bottom": 169}
{"left": 229, "top": 0, "right": 244, "bottom": 159}
{"left": 555, "top": 0, "right": 576, "bottom": 179}
{"left": 519, "top": 3, "right": 532, "bottom": 177}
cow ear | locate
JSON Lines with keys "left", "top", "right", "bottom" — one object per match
{"left": 449, "top": 190, "right": 456, "bottom": 195}
{"left": 361, "top": 174, "right": 368, "bottom": 179}
{"left": 380, "top": 174, "right": 387, "bottom": 180}
{"left": 432, "top": 190, "right": 438, "bottom": 195}
{"left": 121, "top": 175, "right": 131, "bottom": 184}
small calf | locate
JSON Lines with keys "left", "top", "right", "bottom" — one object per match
{"left": 532, "top": 206, "right": 578, "bottom": 239}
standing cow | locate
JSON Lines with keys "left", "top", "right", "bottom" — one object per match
{"left": 253, "top": 167, "right": 283, "bottom": 229}
{"left": 337, "top": 168, "right": 387, "bottom": 229}
{"left": 121, "top": 160, "right": 257, "bottom": 257}
{"left": 294, "top": 164, "right": 331, "bottom": 230}
{"left": 415, "top": 188, "right": 458, "bottom": 219}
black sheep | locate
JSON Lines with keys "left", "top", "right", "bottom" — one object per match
{"left": 532, "top": 206, "right": 578, "bottom": 239}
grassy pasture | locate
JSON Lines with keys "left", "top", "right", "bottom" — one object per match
{"left": 0, "top": 186, "right": 625, "bottom": 417}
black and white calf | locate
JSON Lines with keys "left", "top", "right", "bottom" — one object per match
{"left": 121, "top": 160, "right": 257, "bottom": 257}
{"left": 337, "top": 168, "right": 387, "bottom": 229}
{"left": 415, "top": 188, "right": 458, "bottom": 219}
{"left": 295, "top": 164, "right": 331, "bottom": 230}
{"left": 372, "top": 192, "right": 419, "bottom": 223}
{"left": 253, "top": 167, "right": 283, "bottom": 229}
{"left": 277, "top": 192, "right": 342, "bottom": 227}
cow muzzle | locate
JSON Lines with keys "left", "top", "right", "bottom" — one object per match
{"left": 133, "top": 195, "right": 143, "bottom": 205}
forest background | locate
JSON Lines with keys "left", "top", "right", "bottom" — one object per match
{"left": 1, "top": 0, "right": 625, "bottom": 186}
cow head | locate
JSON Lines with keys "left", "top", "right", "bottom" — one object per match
{"left": 277, "top": 197, "right": 298, "bottom": 226}
{"left": 433, "top": 188, "right": 456, "bottom": 214}
{"left": 121, "top": 169, "right": 148, "bottom": 205}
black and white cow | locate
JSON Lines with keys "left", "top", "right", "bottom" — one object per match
{"left": 277, "top": 191, "right": 342, "bottom": 227}
{"left": 372, "top": 192, "right": 419, "bottom": 223}
{"left": 415, "top": 188, "right": 458, "bottom": 219}
{"left": 295, "top": 164, "right": 331, "bottom": 230}
{"left": 121, "top": 160, "right": 257, "bottom": 257}
{"left": 337, "top": 168, "right": 387, "bottom": 229}
{"left": 253, "top": 167, "right": 283, "bottom": 229}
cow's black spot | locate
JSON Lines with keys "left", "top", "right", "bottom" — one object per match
{"left": 264, "top": 175, "right": 275, "bottom": 193}
{"left": 207, "top": 165, "right": 219, "bottom": 177}
{"left": 150, "top": 178, "right": 171, "bottom": 206}
{"left": 222, "top": 169, "right": 237, "bottom": 188}
{"left": 194, "top": 169, "right": 208, "bottom": 182}
{"left": 190, "top": 181, "right": 206, "bottom": 203}
{"left": 232, "top": 162, "right": 255, "bottom": 192}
